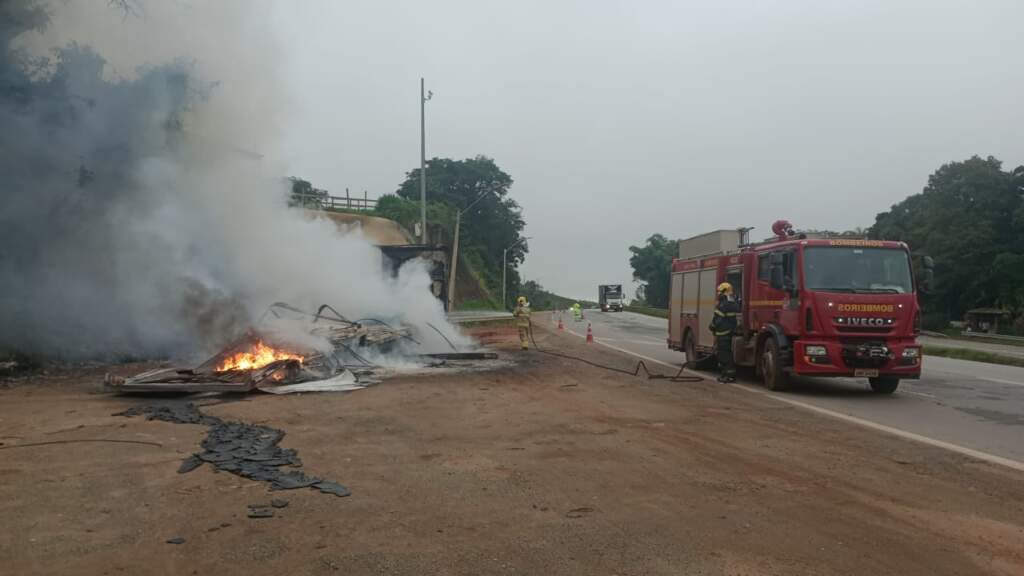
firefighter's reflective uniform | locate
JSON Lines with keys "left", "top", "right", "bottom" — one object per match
{"left": 513, "top": 297, "right": 531, "bottom": 350}
{"left": 572, "top": 302, "right": 582, "bottom": 322}
{"left": 711, "top": 283, "right": 739, "bottom": 383}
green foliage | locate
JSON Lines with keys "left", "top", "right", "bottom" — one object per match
{"left": 518, "top": 280, "right": 592, "bottom": 311}
{"left": 628, "top": 234, "right": 676, "bottom": 308}
{"left": 870, "top": 156, "right": 1024, "bottom": 318}
{"left": 456, "top": 298, "right": 501, "bottom": 311}
{"left": 801, "top": 228, "right": 868, "bottom": 237}
{"left": 394, "top": 156, "right": 526, "bottom": 300}
{"left": 287, "top": 177, "right": 329, "bottom": 208}
{"left": 922, "top": 311, "right": 951, "bottom": 332}
{"left": 624, "top": 305, "right": 669, "bottom": 319}
{"left": 374, "top": 194, "right": 455, "bottom": 238}
{"left": 924, "top": 345, "right": 1024, "bottom": 368}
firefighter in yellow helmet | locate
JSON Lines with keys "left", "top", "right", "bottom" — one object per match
{"left": 710, "top": 282, "right": 739, "bottom": 382}
{"left": 513, "top": 296, "right": 531, "bottom": 350}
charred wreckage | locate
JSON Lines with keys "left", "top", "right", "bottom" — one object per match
{"left": 105, "top": 302, "right": 497, "bottom": 395}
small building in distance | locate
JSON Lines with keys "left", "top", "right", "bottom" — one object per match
{"left": 964, "top": 308, "right": 1011, "bottom": 333}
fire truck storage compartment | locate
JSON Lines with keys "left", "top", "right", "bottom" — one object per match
{"left": 670, "top": 272, "right": 683, "bottom": 345}
{"left": 698, "top": 267, "right": 718, "bottom": 348}
{"left": 670, "top": 269, "right": 704, "bottom": 349}
{"left": 679, "top": 230, "right": 741, "bottom": 260}
{"left": 681, "top": 271, "right": 700, "bottom": 316}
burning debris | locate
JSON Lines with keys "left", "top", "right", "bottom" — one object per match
{"left": 216, "top": 341, "right": 304, "bottom": 372}
{"left": 105, "top": 302, "right": 492, "bottom": 395}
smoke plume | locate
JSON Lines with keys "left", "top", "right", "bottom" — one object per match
{"left": 0, "top": 0, "right": 462, "bottom": 360}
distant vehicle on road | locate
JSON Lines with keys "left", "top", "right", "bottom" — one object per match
{"left": 599, "top": 284, "right": 624, "bottom": 312}
{"left": 667, "top": 221, "right": 933, "bottom": 394}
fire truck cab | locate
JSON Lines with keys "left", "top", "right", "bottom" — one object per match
{"left": 667, "top": 225, "right": 927, "bottom": 393}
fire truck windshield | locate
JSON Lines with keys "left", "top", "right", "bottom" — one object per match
{"left": 803, "top": 247, "right": 914, "bottom": 294}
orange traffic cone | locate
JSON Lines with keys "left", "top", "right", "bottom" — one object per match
{"left": 558, "top": 315, "right": 565, "bottom": 331}
{"left": 586, "top": 323, "right": 594, "bottom": 344}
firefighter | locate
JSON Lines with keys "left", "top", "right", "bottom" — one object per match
{"left": 710, "top": 282, "right": 739, "bottom": 383}
{"left": 572, "top": 302, "right": 583, "bottom": 322}
{"left": 513, "top": 296, "right": 531, "bottom": 350}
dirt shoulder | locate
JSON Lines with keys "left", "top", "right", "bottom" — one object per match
{"left": 1, "top": 327, "right": 1023, "bottom": 575}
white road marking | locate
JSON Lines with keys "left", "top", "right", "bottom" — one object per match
{"left": 979, "top": 377, "right": 1024, "bottom": 388}
{"left": 564, "top": 328, "right": 694, "bottom": 371}
{"left": 730, "top": 383, "right": 1024, "bottom": 473}
{"left": 557, "top": 327, "right": 1024, "bottom": 474}
{"left": 902, "top": 390, "right": 937, "bottom": 399}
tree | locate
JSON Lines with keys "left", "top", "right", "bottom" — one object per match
{"left": 519, "top": 280, "right": 590, "bottom": 311}
{"left": 287, "top": 177, "right": 328, "bottom": 208}
{"left": 394, "top": 156, "right": 526, "bottom": 303}
{"left": 629, "top": 234, "right": 676, "bottom": 308}
{"left": 870, "top": 155, "right": 1024, "bottom": 320}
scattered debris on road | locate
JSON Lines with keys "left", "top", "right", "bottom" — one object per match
{"left": 117, "top": 402, "right": 351, "bottom": 497}
{"left": 565, "top": 507, "right": 594, "bottom": 519}
{"left": 247, "top": 505, "right": 275, "bottom": 519}
{"left": 104, "top": 302, "right": 497, "bottom": 395}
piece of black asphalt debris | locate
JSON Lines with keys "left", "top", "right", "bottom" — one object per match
{"left": 270, "top": 499, "right": 289, "bottom": 509}
{"left": 166, "top": 537, "right": 186, "bottom": 545}
{"left": 116, "top": 402, "right": 350, "bottom": 497}
{"left": 177, "top": 454, "right": 203, "bottom": 474}
{"left": 314, "top": 480, "right": 352, "bottom": 498}
{"left": 247, "top": 505, "right": 274, "bottom": 519}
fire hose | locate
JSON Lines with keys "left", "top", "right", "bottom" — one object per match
{"left": 527, "top": 319, "right": 706, "bottom": 383}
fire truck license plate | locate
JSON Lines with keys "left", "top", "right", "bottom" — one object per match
{"left": 854, "top": 369, "right": 879, "bottom": 377}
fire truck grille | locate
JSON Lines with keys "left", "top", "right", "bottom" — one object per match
{"left": 836, "top": 326, "right": 892, "bottom": 334}
{"left": 839, "top": 341, "right": 892, "bottom": 368}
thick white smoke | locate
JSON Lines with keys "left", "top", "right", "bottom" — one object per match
{"left": 1, "top": 1, "right": 465, "bottom": 359}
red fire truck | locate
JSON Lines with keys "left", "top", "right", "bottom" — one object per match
{"left": 667, "top": 221, "right": 932, "bottom": 393}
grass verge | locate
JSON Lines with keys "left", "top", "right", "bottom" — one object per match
{"left": 924, "top": 346, "right": 1024, "bottom": 368}
{"left": 624, "top": 306, "right": 669, "bottom": 319}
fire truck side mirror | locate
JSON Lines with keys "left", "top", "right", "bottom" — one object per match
{"left": 919, "top": 255, "right": 935, "bottom": 293}
{"left": 770, "top": 265, "right": 785, "bottom": 290}
{"left": 921, "top": 269, "right": 935, "bottom": 293}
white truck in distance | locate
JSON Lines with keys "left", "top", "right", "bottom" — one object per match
{"left": 599, "top": 284, "right": 624, "bottom": 312}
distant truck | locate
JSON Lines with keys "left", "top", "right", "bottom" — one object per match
{"left": 599, "top": 284, "right": 624, "bottom": 312}
{"left": 667, "top": 221, "right": 931, "bottom": 394}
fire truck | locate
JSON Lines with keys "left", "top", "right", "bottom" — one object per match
{"left": 667, "top": 221, "right": 932, "bottom": 393}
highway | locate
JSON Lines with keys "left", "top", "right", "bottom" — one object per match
{"left": 553, "top": 310, "right": 1024, "bottom": 468}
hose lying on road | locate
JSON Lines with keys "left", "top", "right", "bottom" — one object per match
{"left": 527, "top": 320, "right": 705, "bottom": 383}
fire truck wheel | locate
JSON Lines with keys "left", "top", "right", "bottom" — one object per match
{"left": 762, "top": 338, "right": 790, "bottom": 391}
{"left": 868, "top": 376, "right": 900, "bottom": 394}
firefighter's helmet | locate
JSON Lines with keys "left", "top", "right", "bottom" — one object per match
{"left": 517, "top": 296, "right": 527, "bottom": 305}
{"left": 717, "top": 282, "right": 733, "bottom": 295}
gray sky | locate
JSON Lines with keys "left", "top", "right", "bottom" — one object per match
{"left": 272, "top": 0, "right": 1024, "bottom": 301}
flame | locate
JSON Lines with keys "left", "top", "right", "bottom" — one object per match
{"left": 216, "top": 340, "right": 304, "bottom": 372}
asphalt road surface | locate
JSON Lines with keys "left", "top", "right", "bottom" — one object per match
{"left": 553, "top": 310, "right": 1024, "bottom": 469}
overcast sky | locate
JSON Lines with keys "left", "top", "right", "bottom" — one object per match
{"left": 272, "top": 1, "right": 1023, "bottom": 301}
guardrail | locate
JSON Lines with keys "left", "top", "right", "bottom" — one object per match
{"left": 960, "top": 331, "right": 1024, "bottom": 343}
{"left": 292, "top": 189, "right": 377, "bottom": 212}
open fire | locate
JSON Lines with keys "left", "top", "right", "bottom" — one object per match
{"left": 104, "top": 302, "right": 490, "bottom": 395}
{"left": 216, "top": 340, "right": 304, "bottom": 372}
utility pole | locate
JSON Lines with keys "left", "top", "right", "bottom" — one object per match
{"left": 419, "top": 78, "right": 432, "bottom": 244}
{"left": 502, "top": 236, "right": 531, "bottom": 310}
{"left": 447, "top": 190, "right": 494, "bottom": 311}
